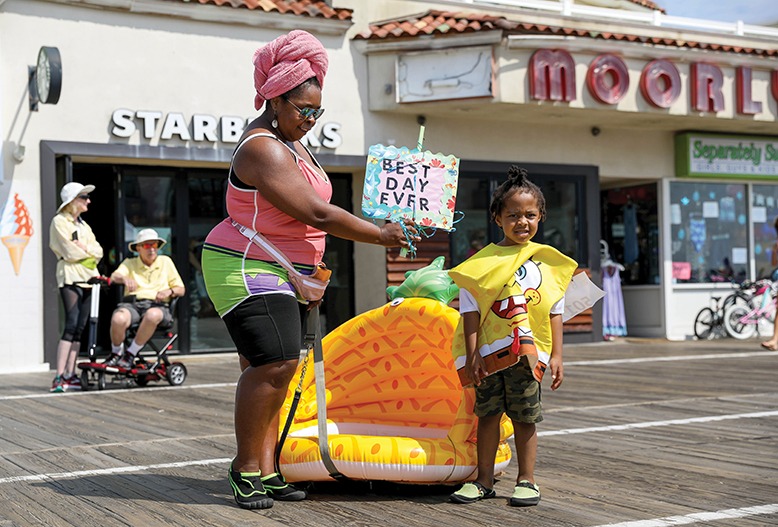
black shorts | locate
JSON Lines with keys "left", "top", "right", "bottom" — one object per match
{"left": 222, "top": 294, "right": 308, "bottom": 368}
{"left": 115, "top": 299, "right": 173, "bottom": 329}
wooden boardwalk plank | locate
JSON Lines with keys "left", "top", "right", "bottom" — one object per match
{"left": 0, "top": 338, "right": 776, "bottom": 526}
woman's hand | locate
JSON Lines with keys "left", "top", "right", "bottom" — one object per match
{"left": 378, "top": 219, "right": 421, "bottom": 248}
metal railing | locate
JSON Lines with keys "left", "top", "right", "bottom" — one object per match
{"left": 421, "top": 0, "right": 778, "bottom": 39}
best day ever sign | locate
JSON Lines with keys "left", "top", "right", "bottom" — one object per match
{"left": 362, "top": 144, "right": 459, "bottom": 231}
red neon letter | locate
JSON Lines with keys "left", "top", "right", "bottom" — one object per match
{"left": 691, "top": 63, "right": 725, "bottom": 112}
{"left": 736, "top": 67, "right": 762, "bottom": 115}
{"left": 586, "top": 54, "right": 629, "bottom": 104}
{"left": 640, "top": 59, "right": 681, "bottom": 108}
{"left": 529, "top": 49, "right": 576, "bottom": 102}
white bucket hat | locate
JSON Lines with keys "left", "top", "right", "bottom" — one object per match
{"left": 129, "top": 228, "right": 167, "bottom": 253}
{"left": 57, "top": 182, "right": 96, "bottom": 213}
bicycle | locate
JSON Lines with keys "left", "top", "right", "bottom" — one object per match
{"left": 693, "top": 295, "right": 726, "bottom": 340}
{"left": 693, "top": 281, "right": 758, "bottom": 340}
{"left": 723, "top": 279, "right": 777, "bottom": 340}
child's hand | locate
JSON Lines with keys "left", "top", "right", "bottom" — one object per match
{"left": 548, "top": 355, "right": 564, "bottom": 390}
{"left": 466, "top": 354, "right": 489, "bottom": 386}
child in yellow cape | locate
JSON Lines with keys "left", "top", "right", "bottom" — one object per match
{"left": 448, "top": 166, "right": 577, "bottom": 508}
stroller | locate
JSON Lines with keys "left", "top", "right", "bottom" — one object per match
{"left": 77, "top": 277, "right": 188, "bottom": 390}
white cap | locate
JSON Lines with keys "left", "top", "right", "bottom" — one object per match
{"left": 129, "top": 228, "right": 167, "bottom": 253}
{"left": 57, "top": 182, "right": 96, "bottom": 213}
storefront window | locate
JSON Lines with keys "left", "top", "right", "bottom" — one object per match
{"left": 601, "top": 183, "right": 659, "bottom": 285}
{"left": 451, "top": 178, "right": 491, "bottom": 266}
{"left": 670, "top": 181, "right": 748, "bottom": 284}
{"left": 752, "top": 184, "right": 778, "bottom": 279}
{"left": 320, "top": 174, "right": 355, "bottom": 333}
{"left": 542, "top": 179, "right": 578, "bottom": 260}
{"left": 451, "top": 173, "right": 585, "bottom": 266}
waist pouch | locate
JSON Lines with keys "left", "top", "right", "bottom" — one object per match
{"left": 79, "top": 257, "right": 97, "bottom": 270}
{"left": 231, "top": 219, "right": 331, "bottom": 302}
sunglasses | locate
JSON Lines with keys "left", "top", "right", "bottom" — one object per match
{"left": 138, "top": 242, "right": 159, "bottom": 249}
{"left": 77, "top": 194, "right": 91, "bottom": 200}
{"left": 283, "top": 97, "right": 325, "bottom": 120}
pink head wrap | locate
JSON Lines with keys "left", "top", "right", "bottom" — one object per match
{"left": 252, "top": 30, "right": 329, "bottom": 111}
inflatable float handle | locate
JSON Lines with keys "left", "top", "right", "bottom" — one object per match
{"left": 309, "top": 307, "right": 349, "bottom": 481}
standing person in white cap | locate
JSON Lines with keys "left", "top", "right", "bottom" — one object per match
{"left": 105, "top": 229, "right": 185, "bottom": 368}
{"left": 48, "top": 182, "right": 104, "bottom": 392}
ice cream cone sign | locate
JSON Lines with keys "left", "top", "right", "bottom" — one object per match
{"left": 0, "top": 194, "right": 34, "bottom": 275}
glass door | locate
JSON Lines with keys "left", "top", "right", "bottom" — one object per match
{"left": 187, "top": 173, "right": 233, "bottom": 351}
{"left": 75, "top": 162, "right": 235, "bottom": 354}
{"left": 121, "top": 168, "right": 176, "bottom": 261}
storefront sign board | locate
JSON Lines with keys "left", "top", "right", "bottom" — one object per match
{"left": 675, "top": 133, "right": 778, "bottom": 180}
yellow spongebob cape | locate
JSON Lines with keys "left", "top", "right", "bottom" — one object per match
{"left": 449, "top": 242, "right": 577, "bottom": 386}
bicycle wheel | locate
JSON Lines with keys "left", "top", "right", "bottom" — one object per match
{"left": 693, "top": 307, "right": 716, "bottom": 340}
{"left": 723, "top": 304, "right": 757, "bottom": 340}
{"left": 722, "top": 291, "right": 752, "bottom": 311}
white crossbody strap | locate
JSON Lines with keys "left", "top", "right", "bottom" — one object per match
{"left": 231, "top": 220, "right": 297, "bottom": 275}
{"left": 233, "top": 132, "right": 281, "bottom": 158}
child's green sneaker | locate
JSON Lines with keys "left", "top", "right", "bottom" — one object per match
{"left": 449, "top": 481, "right": 496, "bottom": 504}
{"left": 510, "top": 480, "right": 540, "bottom": 507}
{"left": 228, "top": 462, "right": 273, "bottom": 509}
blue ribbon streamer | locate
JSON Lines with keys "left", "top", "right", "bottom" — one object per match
{"left": 395, "top": 210, "right": 466, "bottom": 260}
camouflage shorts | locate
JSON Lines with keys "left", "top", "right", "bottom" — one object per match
{"left": 474, "top": 358, "right": 543, "bottom": 424}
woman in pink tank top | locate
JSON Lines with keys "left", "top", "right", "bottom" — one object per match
{"left": 201, "top": 30, "right": 419, "bottom": 510}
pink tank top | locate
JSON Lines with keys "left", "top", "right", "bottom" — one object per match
{"left": 206, "top": 132, "right": 332, "bottom": 266}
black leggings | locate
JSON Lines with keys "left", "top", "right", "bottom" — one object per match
{"left": 60, "top": 284, "right": 92, "bottom": 342}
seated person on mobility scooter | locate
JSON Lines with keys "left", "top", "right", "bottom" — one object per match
{"left": 104, "top": 229, "right": 185, "bottom": 369}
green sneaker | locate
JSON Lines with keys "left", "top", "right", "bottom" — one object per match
{"left": 510, "top": 480, "right": 540, "bottom": 507}
{"left": 228, "top": 462, "right": 273, "bottom": 509}
{"left": 449, "top": 481, "right": 496, "bottom": 504}
{"left": 50, "top": 375, "right": 65, "bottom": 393}
{"left": 260, "top": 472, "right": 307, "bottom": 501}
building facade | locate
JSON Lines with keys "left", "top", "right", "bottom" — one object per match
{"left": 1, "top": 0, "right": 777, "bottom": 373}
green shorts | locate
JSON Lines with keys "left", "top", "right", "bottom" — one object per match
{"left": 201, "top": 243, "right": 294, "bottom": 317}
{"left": 474, "top": 358, "right": 543, "bottom": 424}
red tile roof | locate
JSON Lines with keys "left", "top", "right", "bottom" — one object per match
{"left": 167, "top": 0, "right": 353, "bottom": 20}
{"left": 356, "top": 11, "right": 513, "bottom": 40}
{"left": 356, "top": 10, "right": 777, "bottom": 57}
